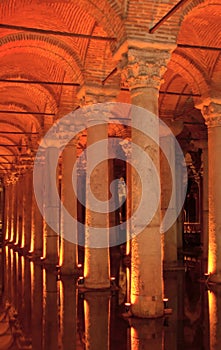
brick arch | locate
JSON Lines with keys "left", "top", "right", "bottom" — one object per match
{"left": 169, "top": 52, "right": 210, "bottom": 98}
{"left": 0, "top": 103, "right": 42, "bottom": 133}
{"left": 210, "top": 54, "right": 221, "bottom": 88}
{"left": 0, "top": 33, "right": 84, "bottom": 83}
{"left": 181, "top": 0, "right": 221, "bottom": 21}
{"left": 0, "top": 121, "right": 28, "bottom": 135}
{"left": 48, "top": 0, "right": 125, "bottom": 40}
{"left": 159, "top": 70, "right": 192, "bottom": 116}
{"left": 0, "top": 83, "right": 57, "bottom": 115}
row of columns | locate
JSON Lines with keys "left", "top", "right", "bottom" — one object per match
{"left": 3, "top": 43, "right": 221, "bottom": 319}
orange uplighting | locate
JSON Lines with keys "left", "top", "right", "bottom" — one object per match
{"left": 208, "top": 228, "right": 216, "bottom": 274}
{"left": 208, "top": 290, "right": 217, "bottom": 350}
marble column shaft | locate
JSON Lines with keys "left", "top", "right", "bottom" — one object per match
{"left": 120, "top": 47, "right": 172, "bottom": 317}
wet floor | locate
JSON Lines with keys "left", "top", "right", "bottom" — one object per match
{"left": 0, "top": 246, "right": 220, "bottom": 350}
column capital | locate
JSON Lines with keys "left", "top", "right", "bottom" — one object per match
{"left": 202, "top": 102, "right": 221, "bottom": 128}
{"left": 119, "top": 48, "right": 171, "bottom": 91}
{"left": 77, "top": 84, "right": 119, "bottom": 106}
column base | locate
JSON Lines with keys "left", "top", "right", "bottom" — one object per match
{"left": 83, "top": 280, "right": 110, "bottom": 290}
{"left": 60, "top": 266, "right": 80, "bottom": 276}
{"left": 131, "top": 296, "right": 164, "bottom": 318}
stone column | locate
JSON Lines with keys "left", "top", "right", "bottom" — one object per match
{"left": 3, "top": 178, "right": 9, "bottom": 241}
{"left": 60, "top": 137, "right": 78, "bottom": 275}
{"left": 16, "top": 173, "right": 24, "bottom": 247}
{"left": 201, "top": 143, "right": 209, "bottom": 270}
{"left": 5, "top": 179, "right": 12, "bottom": 242}
{"left": 9, "top": 178, "right": 15, "bottom": 243}
{"left": 202, "top": 102, "right": 221, "bottom": 282}
{"left": 120, "top": 47, "right": 171, "bottom": 317}
{"left": 176, "top": 152, "right": 185, "bottom": 256}
{"left": 78, "top": 85, "right": 118, "bottom": 289}
{"left": 160, "top": 120, "right": 183, "bottom": 268}
{"left": 12, "top": 176, "right": 18, "bottom": 244}
{"left": 192, "top": 139, "right": 208, "bottom": 271}
{"left": 85, "top": 115, "right": 110, "bottom": 288}
{"left": 32, "top": 160, "right": 44, "bottom": 257}
{"left": 44, "top": 146, "right": 59, "bottom": 264}
{"left": 23, "top": 167, "right": 33, "bottom": 253}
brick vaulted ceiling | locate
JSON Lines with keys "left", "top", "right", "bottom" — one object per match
{"left": 0, "top": 0, "right": 220, "bottom": 174}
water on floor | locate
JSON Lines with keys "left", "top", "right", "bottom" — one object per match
{"left": 0, "top": 246, "right": 219, "bottom": 350}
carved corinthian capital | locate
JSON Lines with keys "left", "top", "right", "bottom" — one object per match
{"left": 202, "top": 102, "right": 221, "bottom": 128}
{"left": 120, "top": 48, "right": 171, "bottom": 90}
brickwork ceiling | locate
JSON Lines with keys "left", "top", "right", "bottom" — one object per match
{"left": 0, "top": 0, "right": 220, "bottom": 172}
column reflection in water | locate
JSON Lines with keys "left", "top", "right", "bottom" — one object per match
{"left": 163, "top": 270, "right": 184, "bottom": 349}
{"left": 209, "top": 286, "right": 221, "bottom": 350}
{"left": 110, "top": 291, "right": 128, "bottom": 349}
{"left": 43, "top": 266, "right": 58, "bottom": 350}
{"left": 12, "top": 250, "right": 17, "bottom": 310}
{"left": 130, "top": 318, "right": 164, "bottom": 350}
{"left": 31, "top": 261, "right": 43, "bottom": 350}
{"left": 84, "top": 291, "right": 110, "bottom": 350}
{"left": 183, "top": 269, "right": 208, "bottom": 349}
{"left": 23, "top": 258, "right": 32, "bottom": 344}
{"left": 60, "top": 277, "right": 77, "bottom": 350}
{"left": 6, "top": 247, "right": 12, "bottom": 303}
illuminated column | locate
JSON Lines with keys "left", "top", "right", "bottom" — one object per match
{"left": 32, "top": 157, "right": 44, "bottom": 257}
{"left": 12, "top": 176, "right": 18, "bottom": 243}
{"left": 3, "top": 178, "right": 10, "bottom": 241}
{"left": 202, "top": 102, "right": 221, "bottom": 282}
{"left": 17, "top": 173, "right": 24, "bottom": 247}
{"left": 108, "top": 142, "right": 121, "bottom": 281}
{"left": 9, "top": 178, "right": 15, "bottom": 242}
{"left": 201, "top": 142, "right": 209, "bottom": 269}
{"left": 84, "top": 291, "right": 110, "bottom": 350}
{"left": 160, "top": 121, "right": 183, "bottom": 267}
{"left": 6, "top": 179, "right": 12, "bottom": 242}
{"left": 120, "top": 139, "right": 132, "bottom": 256}
{"left": 85, "top": 115, "right": 110, "bottom": 288}
{"left": 60, "top": 138, "right": 78, "bottom": 275}
{"left": 44, "top": 145, "right": 59, "bottom": 264}
{"left": 193, "top": 139, "right": 208, "bottom": 270}
{"left": 176, "top": 152, "right": 185, "bottom": 255}
{"left": 78, "top": 85, "right": 118, "bottom": 289}
{"left": 120, "top": 47, "right": 172, "bottom": 317}
{"left": 23, "top": 167, "right": 33, "bottom": 253}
